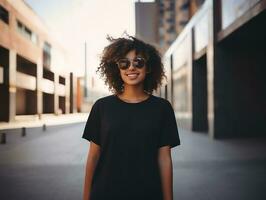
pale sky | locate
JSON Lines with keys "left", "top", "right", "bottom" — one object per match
{"left": 25, "top": 0, "right": 140, "bottom": 92}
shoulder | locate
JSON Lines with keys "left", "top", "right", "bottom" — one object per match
{"left": 92, "top": 94, "right": 115, "bottom": 107}
{"left": 151, "top": 95, "right": 175, "bottom": 117}
{"left": 151, "top": 95, "right": 172, "bottom": 108}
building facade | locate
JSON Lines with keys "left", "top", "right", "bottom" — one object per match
{"left": 161, "top": 0, "right": 266, "bottom": 138}
{"left": 0, "top": 0, "right": 77, "bottom": 122}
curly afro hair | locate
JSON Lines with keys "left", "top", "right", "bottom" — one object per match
{"left": 96, "top": 35, "right": 166, "bottom": 95}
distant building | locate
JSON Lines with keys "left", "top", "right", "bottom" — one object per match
{"left": 0, "top": 0, "right": 78, "bottom": 122}
{"left": 175, "top": 0, "right": 205, "bottom": 34}
{"left": 135, "top": 1, "right": 158, "bottom": 47}
{"left": 135, "top": 0, "right": 205, "bottom": 53}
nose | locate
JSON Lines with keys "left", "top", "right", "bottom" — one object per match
{"left": 128, "top": 61, "right": 135, "bottom": 70}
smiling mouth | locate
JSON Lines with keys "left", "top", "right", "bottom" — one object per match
{"left": 126, "top": 73, "right": 139, "bottom": 77}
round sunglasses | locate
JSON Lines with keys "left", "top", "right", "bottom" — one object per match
{"left": 116, "top": 57, "right": 146, "bottom": 70}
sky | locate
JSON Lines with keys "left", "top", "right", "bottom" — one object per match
{"left": 25, "top": 0, "right": 138, "bottom": 92}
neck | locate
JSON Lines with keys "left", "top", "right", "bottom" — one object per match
{"left": 120, "top": 84, "right": 148, "bottom": 99}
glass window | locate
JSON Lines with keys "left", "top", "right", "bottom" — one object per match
{"left": 16, "top": 20, "right": 38, "bottom": 45}
{"left": 24, "top": 26, "right": 32, "bottom": 40}
{"left": 43, "top": 42, "right": 51, "bottom": 68}
{"left": 31, "top": 32, "right": 38, "bottom": 44}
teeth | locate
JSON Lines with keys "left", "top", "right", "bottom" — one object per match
{"left": 127, "top": 74, "right": 138, "bottom": 77}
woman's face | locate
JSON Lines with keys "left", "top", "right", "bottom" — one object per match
{"left": 118, "top": 50, "right": 148, "bottom": 88}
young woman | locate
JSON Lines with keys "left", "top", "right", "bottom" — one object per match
{"left": 82, "top": 36, "right": 180, "bottom": 200}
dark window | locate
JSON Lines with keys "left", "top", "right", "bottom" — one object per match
{"left": 167, "top": 38, "right": 175, "bottom": 45}
{"left": 159, "top": 7, "right": 164, "bottom": 14}
{"left": 0, "top": 5, "right": 9, "bottom": 24}
{"left": 179, "top": 20, "right": 189, "bottom": 26}
{"left": 180, "top": 1, "right": 190, "bottom": 10}
{"left": 16, "top": 55, "right": 37, "bottom": 77}
{"left": 167, "top": 25, "right": 176, "bottom": 33}
{"left": 43, "top": 68, "right": 54, "bottom": 81}
{"left": 43, "top": 42, "right": 51, "bottom": 68}
{"left": 24, "top": 26, "right": 32, "bottom": 40}
{"left": 17, "top": 21, "right": 23, "bottom": 30}
{"left": 59, "top": 76, "right": 65, "bottom": 85}
{"left": 166, "top": 17, "right": 175, "bottom": 24}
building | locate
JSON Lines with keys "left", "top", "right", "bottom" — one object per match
{"left": 135, "top": 0, "right": 205, "bottom": 53}
{"left": 135, "top": 1, "right": 158, "bottom": 47}
{"left": 175, "top": 0, "right": 205, "bottom": 35}
{"left": 0, "top": 0, "right": 78, "bottom": 122}
{"left": 161, "top": 0, "right": 266, "bottom": 138}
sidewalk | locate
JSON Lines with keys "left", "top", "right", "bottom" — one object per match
{"left": 1, "top": 124, "right": 265, "bottom": 200}
{"left": 0, "top": 113, "right": 89, "bottom": 131}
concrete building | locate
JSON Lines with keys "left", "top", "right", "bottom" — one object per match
{"left": 161, "top": 0, "right": 266, "bottom": 138}
{"left": 135, "top": 1, "right": 159, "bottom": 47}
{"left": 0, "top": 0, "right": 78, "bottom": 122}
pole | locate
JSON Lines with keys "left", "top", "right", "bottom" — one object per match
{"left": 84, "top": 42, "right": 88, "bottom": 98}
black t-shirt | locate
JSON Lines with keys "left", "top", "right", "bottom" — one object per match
{"left": 82, "top": 94, "right": 180, "bottom": 200}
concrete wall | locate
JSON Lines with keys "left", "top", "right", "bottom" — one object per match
{"left": 162, "top": 0, "right": 266, "bottom": 138}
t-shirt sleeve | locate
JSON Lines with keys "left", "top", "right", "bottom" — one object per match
{"left": 158, "top": 100, "right": 181, "bottom": 148}
{"left": 82, "top": 100, "right": 101, "bottom": 145}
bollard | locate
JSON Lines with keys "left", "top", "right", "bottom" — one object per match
{"left": 1, "top": 133, "right": 6, "bottom": 144}
{"left": 22, "top": 127, "right": 26, "bottom": 137}
{"left": 43, "top": 124, "right": 47, "bottom": 131}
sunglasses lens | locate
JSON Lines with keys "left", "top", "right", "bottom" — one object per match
{"left": 118, "top": 59, "right": 130, "bottom": 69}
{"left": 117, "top": 57, "right": 146, "bottom": 69}
{"left": 133, "top": 58, "right": 145, "bottom": 68}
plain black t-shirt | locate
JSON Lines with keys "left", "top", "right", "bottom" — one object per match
{"left": 82, "top": 94, "right": 180, "bottom": 200}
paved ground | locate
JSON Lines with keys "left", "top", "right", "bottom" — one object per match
{"left": 0, "top": 123, "right": 266, "bottom": 200}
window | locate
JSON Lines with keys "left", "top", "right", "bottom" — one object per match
{"left": 31, "top": 33, "right": 38, "bottom": 44}
{"left": 179, "top": 20, "right": 189, "bottom": 26}
{"left": 16, "top": 20, "right": 38, "bottom": 44}
{"left": 24, "top": 26, "right": 32, "bottom": 40}
{"left": 59, "top": 76, "right": 65, "bottom": 85}
{"left": 166, "top": 24, "right": 176, "bottom": 33}
{"left": 43, "top": 42, "right": 51, "bottom": 68}
{"left": 0, "top": 5, "right": 9, "bottom": 24}
{"left": 17, "top": 21, "right": 23, "bottom": 31}
{"left": 180, "top": 1, "right": 189, "bottom": 10}
{"left": 166, "top": 17, "right": 175, "bottom": 24}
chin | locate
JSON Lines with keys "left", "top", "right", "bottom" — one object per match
{"left": 122, "top": 78, "right": 145, "bottom": 85}
{"left": 124, "top": 81, "right": 143, "bottom": 86}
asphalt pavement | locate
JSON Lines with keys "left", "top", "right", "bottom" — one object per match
{"left": 0, "top": 123, "right": 266, "bottom": 200}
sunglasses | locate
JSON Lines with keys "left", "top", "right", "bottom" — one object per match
{"left": 116, "top": 57, "right": 146, "bottom": 70}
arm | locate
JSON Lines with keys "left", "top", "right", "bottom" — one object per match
{"left": 83, "top": 142, "right": 101, "bottom": 200}
{"left": 158, "top": 145, "right": 174, "bottom": 200}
